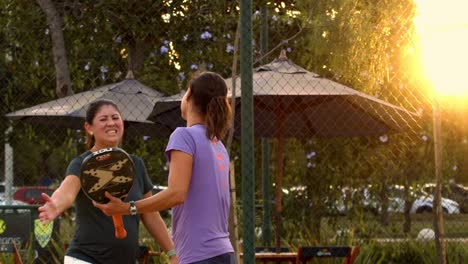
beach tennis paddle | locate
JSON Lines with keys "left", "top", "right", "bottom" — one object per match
{"left": 80, "top": 147, "right": 135, "bottom": 239}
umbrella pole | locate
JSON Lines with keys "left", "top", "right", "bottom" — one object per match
{"left": 262, "top": 139, "right": 272, "bottom": 248}
{"left": 275, "top": 135, "right": 284, "bottom": 252}
{"left": 274, "top": 105, "right": 286, "bottom": 253}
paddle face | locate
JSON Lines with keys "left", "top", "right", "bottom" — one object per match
{"left": 80, "top": 147, "right": 135, "bottom": 203}
{"left": 80, "top": 147, "right": 135, "bottom": 239}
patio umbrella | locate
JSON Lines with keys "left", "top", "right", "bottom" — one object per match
{"left": 147, "top": 90, "right": 187, "bottom": 130}
{"left": 6, "top": 78, "right": 176, "bottom": 137}
{"left": 228, "top": 55, "right": 418, "bottom": 138}
{"left": 3, "top": 76, "right": 180, "bottom": 206}
{"left": 228, "top": 52, "right": 420, "bottom": 249}
{"left": 148, "top": 52, "right": 420, "bottom": 248}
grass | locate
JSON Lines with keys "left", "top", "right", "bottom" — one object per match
{"left": 276, "top": 213, "right": 468, "bottom": 264}
{"left": 1, "top": 213, "right": 466, "bottom": 263}
{"left": 323, "top": 213, "right": 468, "bottom": 239}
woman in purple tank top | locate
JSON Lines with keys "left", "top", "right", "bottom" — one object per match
{"left": 95, "top": 72, "right": 236, "bottom": 264}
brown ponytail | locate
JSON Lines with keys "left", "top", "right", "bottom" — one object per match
{"left": 86, "top": 134, "right": 95, "bottom": 150}
{"left": 206, "top": 96, "right": 232, "bottom": 140}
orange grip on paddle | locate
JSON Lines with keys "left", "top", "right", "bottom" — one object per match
{"left": 112, "top": 215, "right": 127, "bottom": 239}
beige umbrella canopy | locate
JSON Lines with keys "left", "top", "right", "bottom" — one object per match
{"left": 6, "top": 78, "right": 175, "bottom": 137}
{"left": 227, "top": 52, "right": 418, "bottom": 138}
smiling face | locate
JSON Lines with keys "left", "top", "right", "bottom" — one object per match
{"left": 85, "top": 104, "right": 124, "bottom": 149}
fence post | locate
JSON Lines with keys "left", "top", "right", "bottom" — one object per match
{"left": 432, "top": 98, "right": 447, "bottom": 264}
{"left": 4, "top": 124, "right": 14, "bottom": 205}
{"left": 240, "top": 0, "right": 255, "bottom": 262}
{"left": 260, "top": 3, "right": 272, "bottom": 249}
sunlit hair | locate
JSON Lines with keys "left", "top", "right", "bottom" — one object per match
{"left": 189, "top": 72, "right": 232, "bottom": 140}
{"left": 85, "top": 99, "right": 121, "bottom": 150}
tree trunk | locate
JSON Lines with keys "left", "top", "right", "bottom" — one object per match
{"left": 403, "top": 197, "right": 412, "bottom": 233}
{"left": 403, "top": 179, "right": 413, "bottom": 233}
{"left": 36, "top": 0, "right": 73, "bottom": 98}
{"left": 310, "top": 210, "right": 322, "bottom": 244}
{"left": 379, "top": 184, "right": 389, "bottom": 226}
{"left": 127, "top": 38, "right": 149, "bottom": 78}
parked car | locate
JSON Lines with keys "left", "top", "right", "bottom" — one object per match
{"left": 421, "top": 182, "right": 468, "bottom": 213}
{"left": 13, "top": 186, "right": 55, "bottom": 205}
{"left": 338, "top": 184, "right": 460, "bottom": 215}
{"left": 378, "top": 185, "right": 460, "bottom": 214}
{"left": 335, "top": 185, "right": 406, "bottom": 214}
{"left": 12, "top": 186, "right": 76, "bottom": 220}
{"left": 411, "top": 195, "right": 460, "bottom": 214}
{"left": 412, "top": 184, "right": 461, "bottom": 214}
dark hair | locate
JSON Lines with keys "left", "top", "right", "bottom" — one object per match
{"left": 85, "top": 99, "right": 121, "bottom": 149}
{"left": 189, "top": 72, "right": 232, "bottom": 140}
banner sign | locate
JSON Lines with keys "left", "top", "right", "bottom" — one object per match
{"left": 0, "top": 211, "right": 31, "bottom": 252}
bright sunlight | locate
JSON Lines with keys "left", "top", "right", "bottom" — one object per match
{"left": 413, "top": 0, "right": 468, "bottom": 100}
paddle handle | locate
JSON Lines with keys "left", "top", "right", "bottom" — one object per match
{"left": 112, "top": 215, "right": 127, "bottom": 239}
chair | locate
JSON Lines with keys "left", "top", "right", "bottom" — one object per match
{"left": 296, "top": 246, "right": 360, "bottom": 264}
{"left": 253, "top": 247, "right": 294, "bottom": 264}
{"left": 138, "top": 245, "right": 161, "bottom": 264}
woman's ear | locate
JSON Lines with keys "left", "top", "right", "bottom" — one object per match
{"left": 84, "top": 122, "right": 92, "bottom": 135}
{"left": 185, "top": 88, "right": 192, "bottom": 101}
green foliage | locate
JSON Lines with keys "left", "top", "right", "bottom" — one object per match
{"left": 358, "top": 241, "right": 433, "bottom": 263}
{"left": 356, "top": 241, "right": 467, "bottom": 264}
{"left": 123, "top": 136, "right": 170, "bottom": 185}
{"left": 296, "top": 0, "right": 423, "bottom": 105}
{"left": 273, "top": 213, "right": 468, "bottom": 263}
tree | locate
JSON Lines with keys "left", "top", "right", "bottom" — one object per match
{"left": 36, "top": 0, "right": 73, "bottom": 97}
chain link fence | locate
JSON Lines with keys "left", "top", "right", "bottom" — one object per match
{"left": 1, "top": 0, "right": 467, "bottom": 263}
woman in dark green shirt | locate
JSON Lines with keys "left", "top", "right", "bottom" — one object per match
{"left": 38, "top": 99, "right": 177, "bottom": 264}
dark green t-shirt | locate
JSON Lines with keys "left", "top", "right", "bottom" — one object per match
{"left": 65, "top": 151, "right": 153, "bottom": 264}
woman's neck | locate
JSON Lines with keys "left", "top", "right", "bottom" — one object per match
{"left": 186, "top": 113, "right": 205, "bottom": 127}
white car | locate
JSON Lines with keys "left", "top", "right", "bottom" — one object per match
{"left": 411, "top": 193, "right": 460, "bottom": 214}
{"left": 383, "top": 185, "right": 460, "bottom": 214}
{"left": 419, "top": 182, "right": 467, "bottom": 213}
{"left": 338, "top": 185, "right": 461, "bottom": 214}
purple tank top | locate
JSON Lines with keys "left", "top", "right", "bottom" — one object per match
{"left": 165, "top": 124, "right": 234, "bottom": 264}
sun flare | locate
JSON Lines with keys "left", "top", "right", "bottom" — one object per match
{"left": 413, "top": 0, "right": 468, "bottom": 101}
